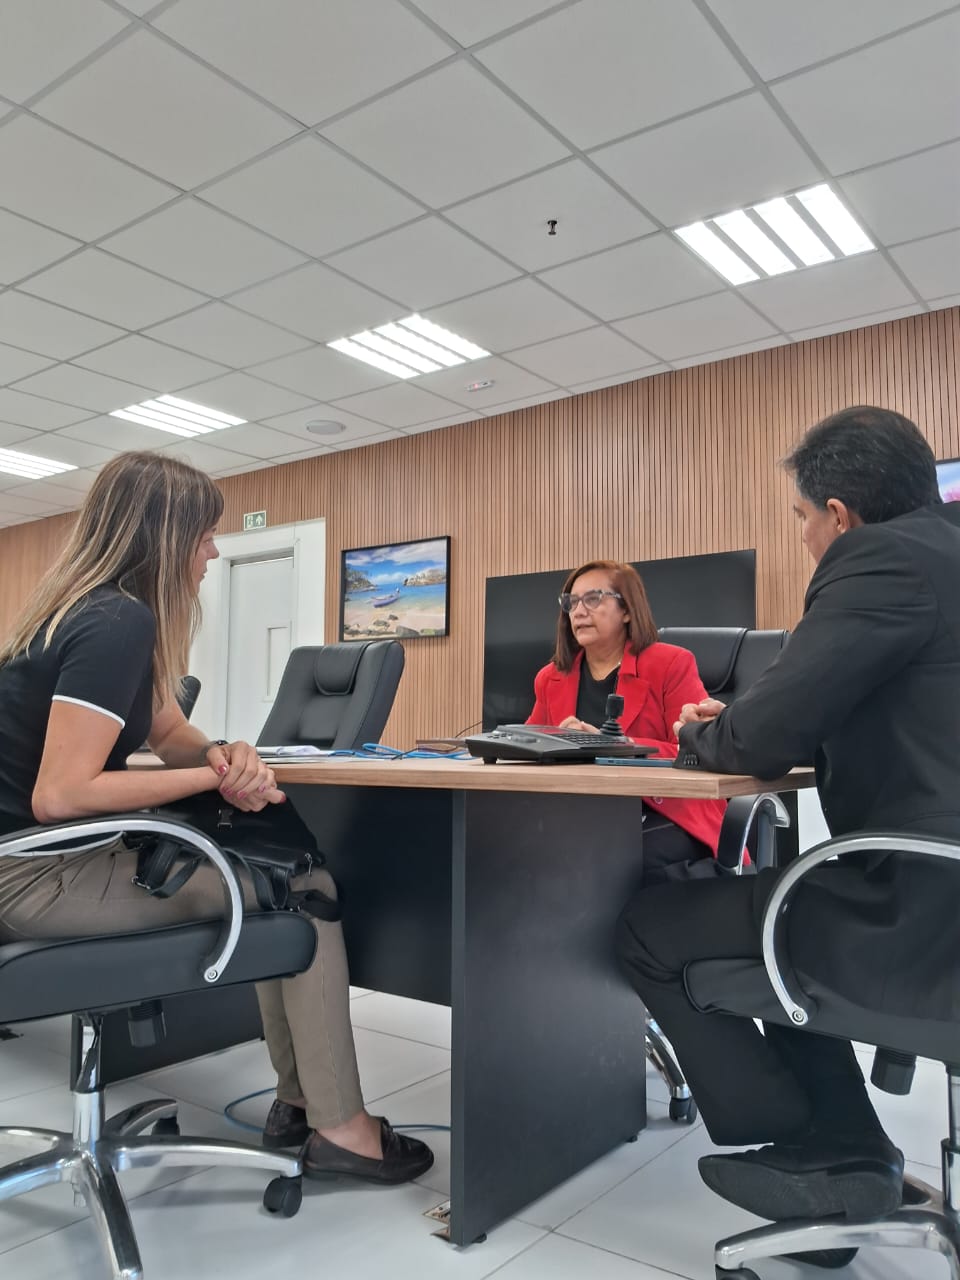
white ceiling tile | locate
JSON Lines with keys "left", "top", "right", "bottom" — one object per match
{"left": 540, "top": 235, "right": 722, "bottom": 320}
{"left": 669, "top": 335, "right": 790, "bottom": 368}
{"left": 230, "top": 264, "right": 401, "bottom": 344}
{"left": 409, "top": 0, "right": 562, "bottom": 46}
{"left": 0, "top": 344, "right": 54, "bottom": 386}
{"left": 202, "top": 135, "right": 422, "bottom": 258}
{"left": 57, "top": 413, "right": 180, "bottom": 452}
{"left": 327, "top": 219, "right": 520, "bottom": 311}
{"left": 159, "top": 438, "right": 260, "bottom": 473}
{"left": 0, "top": 387, "right": 92, "bottom": 429}
{"left": 416, "top": 355, "right": 558, "bottom": 409}
{"left": 253, "top": 345, "right": 393, "bottom": 401}
{"left": 399, "top": 412, "right": 480, "bottom": 435}
{"left": 2, "top": 478, "right": 85, "bottom": 508}
{"left": 34, "top": 30, "right": 297, "bottom": 188}
{"left": 333, "top": 430, "right": 406, "bottom": 452}
{"left": 840, "top": 142, "right": 960, "bottom": 248}
{"left": 178, "top": 372, "right": 311, "bottom": 422}
{"left": 21, "top": 249, "right": 206, "bottom": 329}
{"left": 614, "top": 293, "right": 779, "bottom": 361}
{"left": 505, "top": 327, "right": 657, "bottom": 385}
{"left": 0, "top": 422, "right": 38, "bottom": 449}
{"left": 0, "top": 0, "right": 130, "bottom": 104}
{"left": 198, "top": 423, "right": 313, "bottom": 460}
{"left": 592, "top": 94, "right": 823, "bottom": 228}
{"left": 101, "top": 200, "right": 307, "bottom": 297}
{"left": 0, "top": 292, "right": 125, "bottom": 360}
{"left": 28, "top": 433, "right": 119, "bottom": 468}
{"left": 331, "top": 382, "right": 466, "bottom": 429}
{"left": 28, "top": 464, "right": 97, "bottom": 494}
{"left": 772, "top": 13, "right": 960, "bottom": 174}
{"left": 740, "top": 255, "right": 916, "bottom": 331}
{"left": 477, "top": 0, "right": 750, "bottom": 150}
{"left": 0, "top": 491, "right": 61, "bottom": 517}
{"left": 930, "top": 296, "right": 960, "bottom": 314}
{"left": 155, "top": 0, "right": 450, "bottom": 125}
{"left": 74, "top": 335, "right": 229, "bottom": 391}
{"left": 262, "top": 404, "right": 395, "bottom": 448}
{"left": 115, "top": 0, "right": 161, "bottom": 12}
{"left": 0, "top": 115, "right": 176, "bottom": 240}
{"left": 145, "top": 303, "right": 311, "bottom": 367}
{"left": 567, "top": 366, "right": 670, "bottom": 393}
{"left": 706, "top": 0, "right": 955, "bottom": 81}
{"left": 10, "top": 364, "right": 151, "bottom": 413}
{"left": 480, "top": 389, "right": 571, "bottom": 416}
{"left": 322, "top": 61, "right": 568, "bottom": 207}
{"left": 789, "top": 304, "right": 926, "bottom": 343}
{"left": 889, "top": 230, "right": 960, "bottom": 301}
{"left": 445, "top": 160, "right": 654, "bottom": 271}
{"left": 0, "top": 210, "right": 80, "bottom": 285}
{"left": 427, "top": 278, "right": 594, "bottom": 350}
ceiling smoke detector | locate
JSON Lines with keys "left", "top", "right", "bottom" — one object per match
{"left": 305, "top": 420, "right": 347, "bottom": 435}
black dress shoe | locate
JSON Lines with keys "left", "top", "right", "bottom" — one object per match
{"left": 699, "top": 1135, "right": 904, "bottom": 1221}
{"left": 302, "top": 1117, "right": 434, "bottom": 1184}
{"left": 262, "top": 1099, "right": 310, "bottom": 1150}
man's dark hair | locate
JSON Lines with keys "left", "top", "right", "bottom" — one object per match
{"left": 783, "top": 405, "right": 940, "bottom": 524}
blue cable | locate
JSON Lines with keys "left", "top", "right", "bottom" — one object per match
{"left": 222, "top": 1086, "right": 450, "bottom": 1135}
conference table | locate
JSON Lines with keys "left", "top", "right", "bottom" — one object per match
{"left": 114, "top": 754, "right": 815, "bottom": 1246}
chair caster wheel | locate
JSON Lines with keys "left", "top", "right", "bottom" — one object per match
{"left": 669, "top": 1096, "right": 697, "bottom": 1124}
{"left": 473, "top": 1233, "right": 487, "bottom": 1244}
{"left": 783, "top": 1247, "right": 859, "bottom": 1269}
{"left": 263, "top": 1175, "right": 302, "bottom": 1217}
{"left": 716, "top": 1268, "right": 760, "bottom": 1280}
{"left": 152, "top": 1117, "right": 180, "bottom": 1136}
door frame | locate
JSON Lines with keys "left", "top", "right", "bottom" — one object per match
{"left": 189, "top": 519, "right": 326, "bottom": 738}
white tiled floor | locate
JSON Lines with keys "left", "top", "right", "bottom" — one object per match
{"left": 0, "top": 997, "right": 951, "bottom": 1279}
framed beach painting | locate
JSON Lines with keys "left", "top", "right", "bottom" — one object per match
{"left": 340, "top": 536, "right": 451, "bottom": 641}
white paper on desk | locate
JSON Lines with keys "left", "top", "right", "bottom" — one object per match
{"left": 257, "top": 745, "right": 334, "bottom": 758}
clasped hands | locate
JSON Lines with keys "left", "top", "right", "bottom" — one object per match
{"left": 672, "top": 698, "right": 726, "bottom": 740}
{"left": 205, "top": 741, "right": 285, "bottom": 811}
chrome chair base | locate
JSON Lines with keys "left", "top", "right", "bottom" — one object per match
{"left": 714, "top": 1174, "right": 960, "bottom": 1280}
{"left": 0, "top": 1100, "right": 301, "bottom": 1280}
{"left": 645, "top": 1017, "right": 698, "bottom": 1123}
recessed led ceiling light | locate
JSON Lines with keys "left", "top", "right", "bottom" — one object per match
{"left": 713, "top": 209, "right": 795, "bottom": 276}
{"left": 675, "top": 222, "right": 759, "bottom": 285}
{"left": 109, "top": 395, "right": 246, "bottom": 438}
{"left": 0, "top": 447, "right": 77, "bottom": 480}
{"left": 752, "top": 197, "right": 834, "bottom": 266}
{"left": 305, "top": 420, "right": 347, "bottom": 435}
{"left": 795, "top": 184, "right": 874, "bottom": 256}
{"left": 329, "top": 315, "right": 489, "bottom": 380}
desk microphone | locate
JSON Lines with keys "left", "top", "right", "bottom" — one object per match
{"left": 600, "top": 694, "right": 625, "bottom": 737}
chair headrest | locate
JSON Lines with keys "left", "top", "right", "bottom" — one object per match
{"left": 658, "top": 627, "right": 747, "bottom": 694}
{"left": 313, "top": 644, "right": 366, "bottom": 695}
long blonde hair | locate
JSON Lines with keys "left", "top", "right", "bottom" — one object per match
{"left": 0, "top": 452, "right": 224, "bottom": 708}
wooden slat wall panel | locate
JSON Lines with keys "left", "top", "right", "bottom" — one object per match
{"left": 1, "top": 308, "right": 957, "bottom": 748}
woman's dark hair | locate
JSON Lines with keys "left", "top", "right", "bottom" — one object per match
{"left": 553, "top": 560, "right": 659, "bottom": 673}
{"left": 783, "top": 405, "right": 940, "bottom": 523}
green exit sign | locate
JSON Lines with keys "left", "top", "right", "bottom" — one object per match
{"left": 243, "top": 510, "right": 267, "bottom": 531}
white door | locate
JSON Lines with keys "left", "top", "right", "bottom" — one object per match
{"left": 224, "top": 555, "right": 294, "bottom": 743}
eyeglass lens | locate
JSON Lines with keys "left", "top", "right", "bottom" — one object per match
{"left": 559, "top": 590, "right": 616, "bottom": 612}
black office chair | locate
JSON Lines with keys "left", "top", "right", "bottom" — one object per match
{"left": 257, "top": 640, "right": 405, "bottom": 750}
{"left": 0, "top": 814, "right": 317, "bottom": 1280}
{"left": 646, "top": 628, "right": 792, "bottom": 1123}
{"left": 684, "top": 831, "right": 960, "bottom": 1279}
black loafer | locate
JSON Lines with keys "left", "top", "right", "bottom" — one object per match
{"left": 699, "top": 1136, "right": 904, "bottom": 1221}
{"left": 262, "top": 1099, "right": 310, "bottom": 1150}
{"left": 302, "top": 1117, "right": 434, "bottom": 1184}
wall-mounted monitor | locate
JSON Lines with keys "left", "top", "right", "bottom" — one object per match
{"left": 340, "top": 536, "right": 450, "bottom": 641}
{"left": 936, "top": 458, "right": 960, "bottom": 503}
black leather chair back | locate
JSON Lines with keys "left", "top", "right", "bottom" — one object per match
{"left": 658, "top": 627, "right": 789, "bottom": 704}
{"left": 256, "top": 640, "right": 404, "bottom": 750}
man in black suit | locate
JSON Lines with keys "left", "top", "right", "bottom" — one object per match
{"left": 616, "top": 405, "right": 960, "bottom": 1223}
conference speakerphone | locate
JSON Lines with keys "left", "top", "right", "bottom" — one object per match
{"left": 464, "top": 725, "right": 656, "bottom": 765}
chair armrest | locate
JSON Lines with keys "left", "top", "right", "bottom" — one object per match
{"left": 760, "top": 831, "right": 960, "bottom": 1027}
{"left": 0, "top": 814, "right": 245, "bottom": 985}
{"left": 716, "top": 793, "right": 790, "bottom": 874}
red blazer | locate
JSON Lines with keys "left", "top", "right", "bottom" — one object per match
{"left": 527, "top": 643, "right": 724, "bottom": 855}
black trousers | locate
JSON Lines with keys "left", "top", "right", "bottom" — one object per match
{"left": 617, "top": 870, "right": 883, "bottom": 1147}
{"left": 640, "top": 807, "right": 720, "bottom": 885}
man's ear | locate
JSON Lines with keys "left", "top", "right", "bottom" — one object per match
{"left": 825, "top": 497, "right": 863, "bottom": 532}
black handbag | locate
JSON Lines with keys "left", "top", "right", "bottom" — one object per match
{"left": 131, "top": 793, "right": 340, "bottom": 921}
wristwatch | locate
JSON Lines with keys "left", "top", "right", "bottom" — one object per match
{"left": 202, "top": 738, "right": 229, "bottom": 762}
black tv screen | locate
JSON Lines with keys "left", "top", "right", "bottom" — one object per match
{"left": 483, "top": 549, "right": 756, "bottom": 730}
{"left": 936, "top": 458, "right": 960, "bottom": 503}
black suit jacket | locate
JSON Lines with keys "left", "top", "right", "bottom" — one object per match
{"left": 682, "top": 502, "right": 960, "bottom": 1021}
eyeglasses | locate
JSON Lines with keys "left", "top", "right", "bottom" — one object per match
{"left": 559, "top": 589, "right": 623, "bottom": 613}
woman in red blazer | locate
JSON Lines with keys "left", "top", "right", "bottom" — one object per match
{"left": 528, "top": 559, "right": 724, "bottom": 882}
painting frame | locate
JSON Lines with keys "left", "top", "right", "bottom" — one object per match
{"left": 339, "top": 535, "right": 451, "bottom": 642}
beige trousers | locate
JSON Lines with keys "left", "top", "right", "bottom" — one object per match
{"left": 0, "top": 840, "right": 364, "bottom": 1131}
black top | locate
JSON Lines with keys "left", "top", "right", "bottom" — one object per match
{"left": 0, "top": 586, "right": 155, "bottom": 835}
{"left": 576, "top": 663, "right": 620, "bottom": 729}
